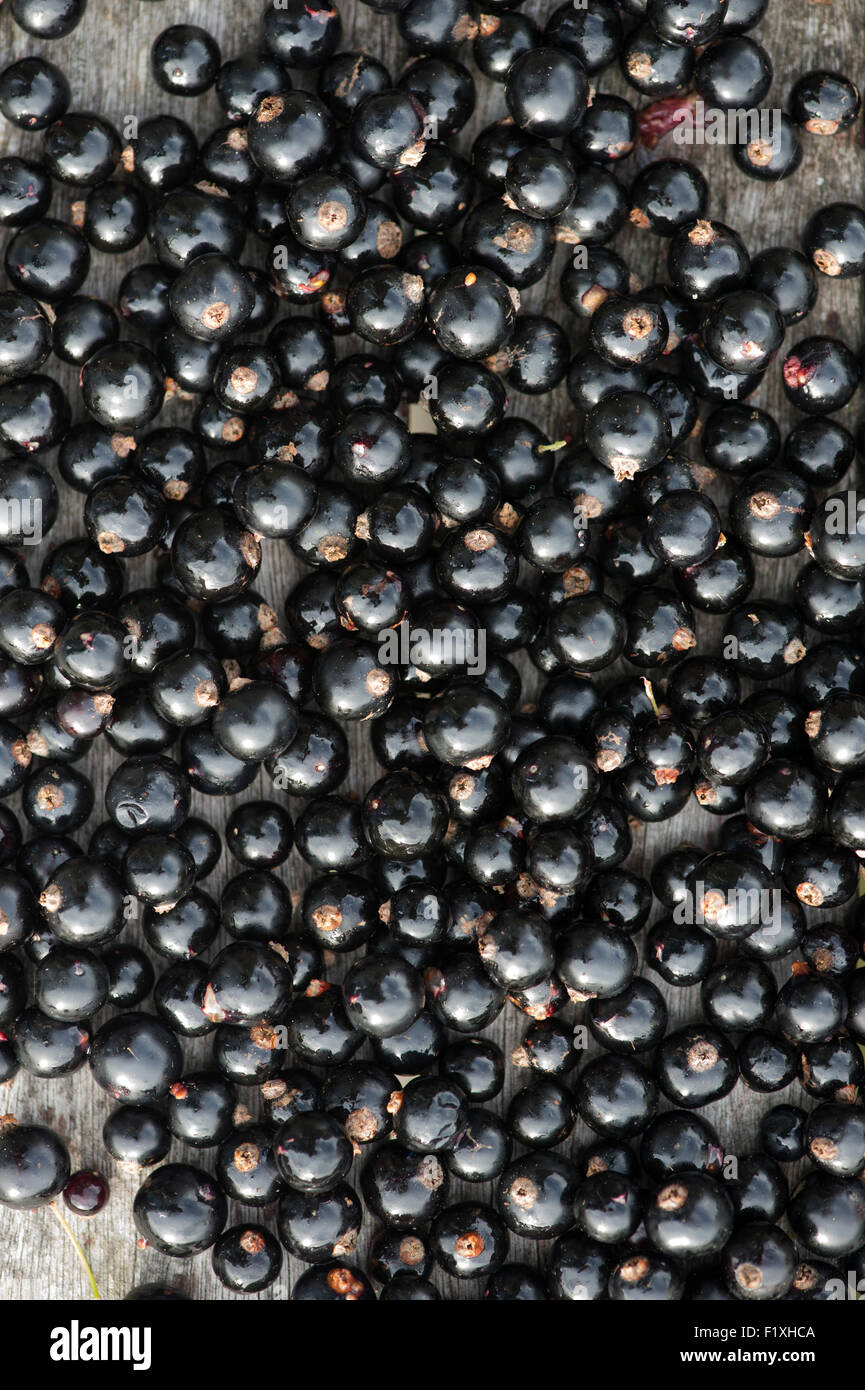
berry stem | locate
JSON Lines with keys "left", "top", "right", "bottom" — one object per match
{"left": 48, "top": 1200, "right": 102, "bottom": 1299}
{"left": 642, "top": 678, "right": 661, "bottom": 720}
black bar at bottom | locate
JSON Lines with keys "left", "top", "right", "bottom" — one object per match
{"left": 9, "top": 1295, "right": 848, "bottom": 1378}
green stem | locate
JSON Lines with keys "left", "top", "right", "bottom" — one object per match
{"left": 48, "top": 1201, "right": 102, "bottom": 1300}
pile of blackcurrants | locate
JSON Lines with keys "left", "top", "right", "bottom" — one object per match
{"left": 0, "top": 0, "right": 864, "bottom": 1304}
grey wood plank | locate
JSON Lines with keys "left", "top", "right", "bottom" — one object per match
{"left": 0, "top": 0, "right": 862, "bottom": 1301}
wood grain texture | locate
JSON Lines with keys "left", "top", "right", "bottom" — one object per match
{"left": 0, "top": 0, "right": 862, "bottom": 1301}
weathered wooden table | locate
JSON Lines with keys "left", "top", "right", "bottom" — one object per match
{"left": 0, "top": 0, "right": 861, "bottom": 1301}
